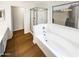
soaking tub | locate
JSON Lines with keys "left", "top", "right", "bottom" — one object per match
{"left": 33, "top": 24, "right": 79, "bottom": 57}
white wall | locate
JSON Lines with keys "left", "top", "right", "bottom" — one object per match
{"left": 12, "top": 6, "right": 24, "bottom": 31}
{"left": 24, "top": 9, "right": 30, "bottom": 33}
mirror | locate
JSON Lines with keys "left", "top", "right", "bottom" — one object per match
{"left": 0, "top": 10, "right": 5, "bottom": 21}
{"left": 52, "top": 2, "right": 79, "bottom": 29}
{"left": 0, "top": 11, "right": 2, "bottom": 17}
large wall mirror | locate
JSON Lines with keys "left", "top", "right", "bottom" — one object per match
{"left": 52, "top": 2, "right": 79, "bottom": 29}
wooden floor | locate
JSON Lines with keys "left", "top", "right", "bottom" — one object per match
{"left": 4, "top": 30, "right": 45, "bottom": 57}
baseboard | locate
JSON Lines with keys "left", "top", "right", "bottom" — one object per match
{"left": 13, "top": 29, "right": 24, "bottom": 32}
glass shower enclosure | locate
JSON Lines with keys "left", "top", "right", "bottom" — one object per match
{"left": 30, "top": 7, "right": 48, "bottom": 32}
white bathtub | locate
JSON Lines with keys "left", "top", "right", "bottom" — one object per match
{"left": 33, "top": 24, "right": 79, "bottom": 57}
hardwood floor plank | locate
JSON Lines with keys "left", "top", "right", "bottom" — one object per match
{"left": 4, "top": 30, "right": 45, "bottom": 57}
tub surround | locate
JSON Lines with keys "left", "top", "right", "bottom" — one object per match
{"left": 33, "top": 24, "right": 79, "bottom": 57}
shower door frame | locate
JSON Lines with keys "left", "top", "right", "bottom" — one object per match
{"left": 30, "top": 7, "right": 48, "bottom": 33}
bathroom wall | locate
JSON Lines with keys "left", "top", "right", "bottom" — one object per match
{"left": 11, "top": 6, "right": 24, "bottom": 31}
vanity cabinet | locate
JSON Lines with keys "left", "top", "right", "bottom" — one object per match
{"left": 0, "top": 21, "right": 8, "bottom": 56}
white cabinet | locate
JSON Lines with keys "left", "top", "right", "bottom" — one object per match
{"left": 0, "top": 21, "right": 8, "bottom": 56}
{"left": 0, "top": 28, "right": 8, "bottom": 56}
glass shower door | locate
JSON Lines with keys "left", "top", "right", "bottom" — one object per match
{"left": 30, "top": 10, "right": 37, "bottom": 32}
{"left": 37, "top": 10, "right": 47, "bottom": 24}
{"left": 30, "top": 7, "right": 48, "bottom": 33}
